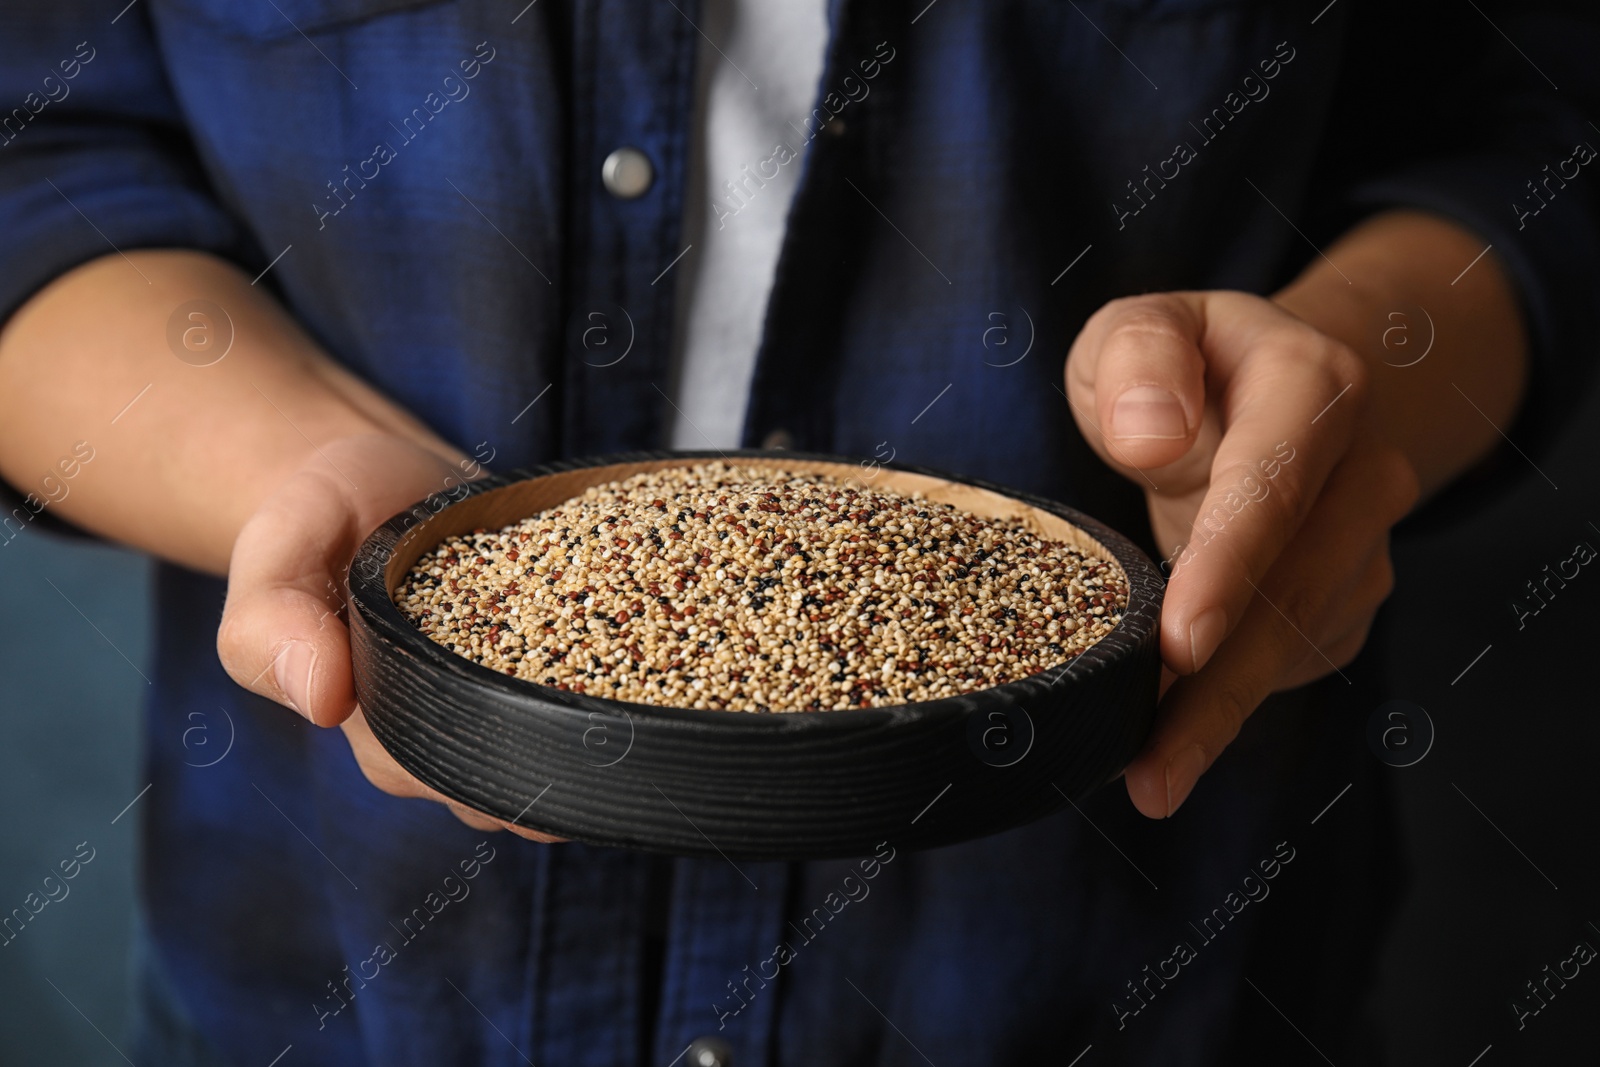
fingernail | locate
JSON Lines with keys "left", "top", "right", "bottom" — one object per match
{"left": 274, "top": 641, "right": 317, "bottom": 722}
{"left": 1164, "top": 744, "right": 1209, "bottom": 817}
{"left": 1110, "top": 385, "right": 1187, "bottom": 440}
{"left": 1187, "top": 607, "right": 1227, "bottom": 673}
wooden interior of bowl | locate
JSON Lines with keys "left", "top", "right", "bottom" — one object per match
{"left": 380, "top": 457, "right": 1126, "bottom": 600}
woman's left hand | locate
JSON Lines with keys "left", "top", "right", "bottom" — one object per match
{"left": 1066, "top": 289, "right": 1420, "bottom": 818}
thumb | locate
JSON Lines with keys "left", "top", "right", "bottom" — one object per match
{"left": 218, "top": 466, "right": 367, "bottom": 726}
{"left": 1065, "top": 293, "right": 1209, "bottom": 474}
{"left": 217, "top": 437, "right": 464, "bottom": 726}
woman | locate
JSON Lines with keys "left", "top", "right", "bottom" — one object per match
{"left": 1, "top": 0, "right": 1593, "bottom": 1062}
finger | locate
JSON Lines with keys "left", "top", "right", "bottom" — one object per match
{"left": 217, "top": 438, "right": 461, "bottom": 726}
{"left": 1066, "top": 293, "right": 1210, "bottom": 475}
{"left": 339, "top": 706, "right": 443, "bottom": 801}
{"left": 341, "top": 710, "right": 567, "bottom": 841}
{"left": 448, "top": 804, "right": 507, "bottom": 832}
{"left": 1280, "top": 622, "right": 1369, "bottom": 694}
{"left": 1123, "top": 445, "right": 1412, "bottom": 818}
{"left": 1160, "top": 299, "right": 1385, "bottom": 674}
{"left": 339, "top": 709, "right": 507, "bottom": 832}
{"left": 505, "top": 824, "right": 568, "bottom": 844}
{"left": 217, "top": 467, "right": 366, "bottom": 726}
{"left": 1157, "top": 664, "right": 1178, "bottom": 700}
{"left": 1278, "top": 547, "right": 1393, "bottom": 691}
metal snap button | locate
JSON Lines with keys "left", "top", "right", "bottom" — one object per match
{"left": 685, "top": 1036, "right": 734, "bottom": 1067}
{"left": 601, "top": 146, "right": 654, "bottom": 199}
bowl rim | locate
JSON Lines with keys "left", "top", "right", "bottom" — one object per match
{"left": 347, "top": 448, "right": 1163, "bottom": 730}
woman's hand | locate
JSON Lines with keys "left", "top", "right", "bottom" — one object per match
{"left": 0, "top": 251, "right": 565, "bottom": 838}
{"left": 215, "top": 432, "right": 565, "bottom": 841}
{"left": 1067, "top": 290, "right": 1420, "bottom": 818}
{"left": 1068, "top": 211, "right": 1528, "bottom": 819}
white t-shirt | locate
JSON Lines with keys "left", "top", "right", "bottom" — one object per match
{"left": 668, "top": 0, "right": 830, "bottom": 450}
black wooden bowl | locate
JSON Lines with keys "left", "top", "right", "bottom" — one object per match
{"left": 347, "top": 451, "right": 1162, "bottom": 860}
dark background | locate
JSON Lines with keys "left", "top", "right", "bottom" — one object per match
{"left": 1362, "top": 375, "right": 1600, "bottom": 1059}
{"left": 0, "top": 380, "right": 1596, "bottom": 1064}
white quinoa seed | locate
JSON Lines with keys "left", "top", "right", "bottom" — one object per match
{"left": 395, "top": 463, "right": 1129, "bottom": 712}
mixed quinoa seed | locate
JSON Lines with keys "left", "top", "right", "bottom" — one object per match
{"left": 395, "top": 463, "right": 1129, "bottom": 712}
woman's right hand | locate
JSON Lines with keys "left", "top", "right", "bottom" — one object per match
{"left": 215, "top": 431, "right": 565, "bottom": 841}
{"left": 0, "top": 252, "right": 562, "bottom": 838}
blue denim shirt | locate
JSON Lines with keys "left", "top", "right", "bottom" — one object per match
{"left": 3, "top": 0, "right": 1597, "bottom": 1063}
